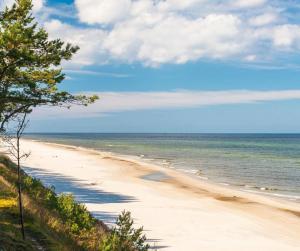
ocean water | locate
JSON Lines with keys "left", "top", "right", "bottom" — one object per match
{"left": 24, "top": 133, "right": 300, "bottom": 202}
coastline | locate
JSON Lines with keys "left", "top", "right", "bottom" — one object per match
{"left": 23, "top": 137, "right": 300, "bottom": 206}
{"left": 17, "top": 139, "right": 300, "bottom": 250}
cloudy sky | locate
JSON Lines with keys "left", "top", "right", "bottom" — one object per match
{"left": 3, "top": 0, "right": 300, "bottom": 132}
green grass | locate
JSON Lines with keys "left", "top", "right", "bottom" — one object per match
{"left": 0, "top": 155, "right": 107, "bottom": 250}
{"left": 0, "top": 155, "right": 150, "bottom": 251}
{"left": 0, "top": 178, "right": 45, "bottom": 250}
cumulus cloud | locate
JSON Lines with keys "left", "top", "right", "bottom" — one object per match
{"left": 156, "top": 0, "right": 207, "bottom": 12}
{"left": 3, "top": 0, "right": 300, "bottom": 67}
{"left": 60, "top": 0, "right": 300, "bottom": 67}
{"left": 272, "top": 25, "right": 300, "bottom": 48}
{"left": 44, "top": 19, "right": 107, "bottom": 66}
{"left": 75, "top": 0, "right": 131, "bottom": 25}
{"left": 252, "top": 23, "right": 300, "bottom": 50}
{"left": 103, "top": 14, "right": 243, "bottom": 65}
{"left": 31, "top": 90, "right": 300, "bottom": 119}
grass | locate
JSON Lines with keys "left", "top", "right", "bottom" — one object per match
{"left": 0, "top": 155, "right": 150, "bottom": 251}
{"left": 0, "top": 155, "right": 107, "bottom": 250}
{"left": 0, "top": 176, "right": 40, "bottom": 250}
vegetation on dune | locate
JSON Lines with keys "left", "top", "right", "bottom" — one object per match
{"left": 0, "top": 155, "right": 98, "bottom": 250}
{"left": 0, "top": 155, "right": 150, "bottom": 250}
{"left": 100, "top": 211, "right": 149, "bottom": 251}
{"left": 0, "top": 0, "right": 96, "bottom": 244}
{"left": 0, "top": 172, "right": 52, "bottom": 250}
{"left": 0, "top": 1, "right": 150, "bottom": 250}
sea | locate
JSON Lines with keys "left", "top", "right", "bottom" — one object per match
{"left": 24, "top": 133, "right": 300, "bottom": 202}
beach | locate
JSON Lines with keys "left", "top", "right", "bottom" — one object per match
{"left": 18, "top": 139, "right": 300, "bottom": 251}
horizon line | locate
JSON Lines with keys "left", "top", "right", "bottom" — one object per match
{"left": 24, "top": 132, "right": 300, "bottom": 135}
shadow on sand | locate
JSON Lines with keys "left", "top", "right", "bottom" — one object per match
{"left": 23, "top": 166, "right": 169, "bottom": 249}
{"left": 23, "top": 166, "right": 136, "bottom": 205}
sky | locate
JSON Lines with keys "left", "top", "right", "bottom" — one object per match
{"left": 2, "top": 0, "right": 300, "bottom": 133}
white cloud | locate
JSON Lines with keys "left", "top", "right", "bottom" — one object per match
{"left": 31, "top": 90, "right": 300, "bottom": 119}
{"left": 233, "top": 0, "right": 267, "bottom": 8}
{"left": 74, "top": 0, "right": 250, "bottom": 66}
{"left": 254, "top": 24, "right": 300, "bottom": 50}
{"left": 65, "top": 0, "right": 300, "bottom": 67}
{"left": 64, "top": 69, "right": 130, "bottom": 78}
{"left": 272, "top": 25, "right": 300, "bottom": 48}
{"left": 44, "top": 19, "right": 107, "bottom": 66}
{"left": 45, "top": 0, "right": 252, "bottom": 67}
{"left": 103, "top": 14, "right": 243, "bottom": 65}
{"left": 75, "top": 0, "right": 131, "bottom": 25}
{"left": 244, "top": 55, "right": 257, "bottom": 61}
{"left": 0, "top": 0, "right": 14, "bottom": 9}
{"left": 157, "top": 0, "right": 207, "bottom": 12}
{"left": 4, "top": 0, "right": 299, "bottom": 67}
{"left": 0, "top": 0, "right": 15, "bottom": 9}
{"left": 249, "top": 13, "right": 278, "bottom": 26}
{"left": 32, "top": 0, "right": 44, "bottom": 12}
{"left": 0, "top": 0, "right": 45, "bottom": 12}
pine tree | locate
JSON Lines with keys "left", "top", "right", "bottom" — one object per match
{"left": 0, "top": 0, "right": 97, "bottom": 130}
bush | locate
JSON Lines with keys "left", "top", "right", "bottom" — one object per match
{"left": 23, "top": 176, "right": 96, "bottom": 235}
{"left": 56, "top": 193, "right": 95, "bottom": 234}
{"left": 23, "top": 175, "right": 57, "bottom": 208}
{"left": 100, "top": 211, "right": 149, "bottom": 251}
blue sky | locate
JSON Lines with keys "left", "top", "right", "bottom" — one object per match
{"left": 3, "top": 0, "right": 300, "bottom": 132}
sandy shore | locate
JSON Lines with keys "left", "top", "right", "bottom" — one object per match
{"left": 13, "top": 139, "right": 300, "bottom": 250}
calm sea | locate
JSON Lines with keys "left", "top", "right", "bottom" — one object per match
{"left": 24, "top": 133, "right": 300, "bottom": 202}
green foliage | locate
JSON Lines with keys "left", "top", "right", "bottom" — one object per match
{"left": 100, "top": 211, "right": 150, "bottom": 251}
{"left": 0, "top": 158, "right": 104, "bottom": 249}
{"left": 23, "top": 175, "right": 57, "bottom": 208}
{"left": 22, "top": 175, "right": 96, "bottom": 235}
{"left": 0, "top": 173, "right": 54, "bottom": 250}
{"left": 1, "top": 156, "right": 151, "bottom": 250}
{"left": 56, "top": 193, "right": 96, "bottom": 234}
{"left": 0, "top": 0, "right": 98, "bottom": 130}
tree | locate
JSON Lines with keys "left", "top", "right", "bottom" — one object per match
{"left": 1, "top": 113, "right": 29, "bottom": 240}
{"left": 100, "top": 211, "right": 150, "bottom": 251}
{"left": 0, "top": 0, "right": 98, "bottom": 131}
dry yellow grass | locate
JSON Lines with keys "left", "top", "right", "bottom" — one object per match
{"left": 0, "top": 197, "right": 16, "bottom": 208}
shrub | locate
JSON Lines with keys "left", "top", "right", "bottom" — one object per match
{"left": 100, "top": 211, "right": 149, "bottom": 251}
{"left": 21, "top": 173, "right": 100, "bottom": 238}
{"left": 23, "top": 176, "right": 57, "bottom": 208}
{"left": 56, "top": 193, "right": 95, "bottom": 234}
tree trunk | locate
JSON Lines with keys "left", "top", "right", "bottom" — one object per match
{"left": 17, "top": 137, "right": 25, "bottom": 240}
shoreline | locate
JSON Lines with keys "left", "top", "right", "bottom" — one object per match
{"left": 25, "top": 138, "right": 300, "bottom": 205}
{"left": 15, "top": 139, "right": 300, "bottom": 250}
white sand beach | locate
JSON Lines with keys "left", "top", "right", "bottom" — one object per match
{"left": 17, "top": 139, "right": 300, "bottom": 251}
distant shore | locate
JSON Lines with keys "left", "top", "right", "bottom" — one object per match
{"left": 20, "top": 139, "right": 300, "bottom": 251}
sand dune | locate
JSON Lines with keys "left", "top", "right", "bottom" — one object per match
{"left": 18, "top": 139, "right": 300, "bottom": 251}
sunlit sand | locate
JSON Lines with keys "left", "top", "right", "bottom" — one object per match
{"left": 20, "top": 139, "right": 300, "bottom": 251}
